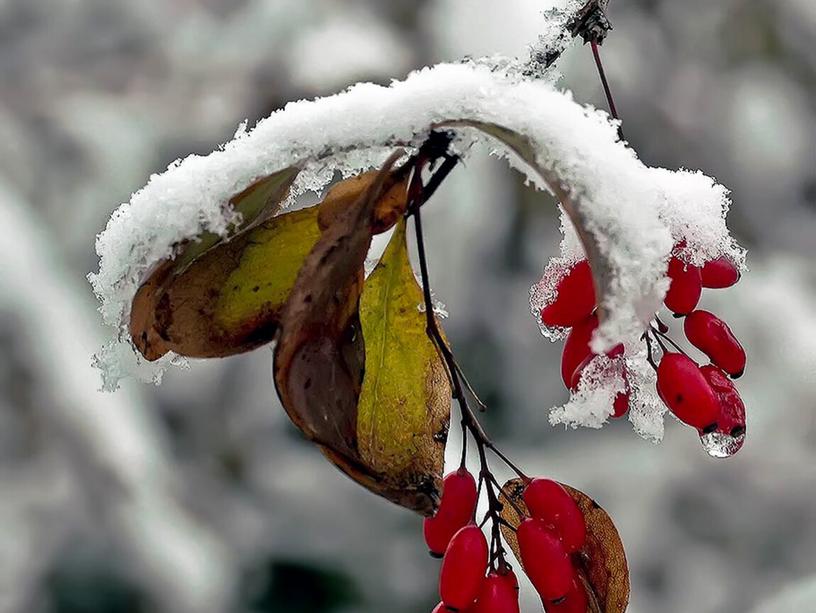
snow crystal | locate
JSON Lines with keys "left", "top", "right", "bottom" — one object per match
{"left": 90, "top": 60, "right": 740, "bottom": 391}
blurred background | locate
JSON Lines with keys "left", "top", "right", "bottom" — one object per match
{"left": 1, "top": 1, "right": 815, "bottom": 612}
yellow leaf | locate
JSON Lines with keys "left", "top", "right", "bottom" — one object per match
{"left": 357, "top": 219, "right": 451, "bottom": 486}
{"left": 214, "top": 207, "right": 322, "bottom": 332}
{"left": 174, "top": 166, "right": 300, "bottom": 274}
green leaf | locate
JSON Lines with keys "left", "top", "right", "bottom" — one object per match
{"left": 174, "top": 166, "right": 301, "bottom": 274}
{"left": 357, "top": 219, "right": 450, "bottom": 481}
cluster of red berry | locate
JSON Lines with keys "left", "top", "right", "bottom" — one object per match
{"left": 426, "top": 471, "right": 589, "bottom": 612}
{"left": 542, "top": 246, "right": 746, "bottom": 451}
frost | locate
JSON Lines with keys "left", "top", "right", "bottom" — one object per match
{"left": 90, "top": 54, "right": 741, "bottom": 390}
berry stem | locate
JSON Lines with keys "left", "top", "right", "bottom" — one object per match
{"left": 590, "top": 39, "right": 625, "bottom": 140}
{"left": 407, "top": 147, "right": 528, "bottom": 571}
{"left": 652, "top": 325, "right": 691, "bottom": 357}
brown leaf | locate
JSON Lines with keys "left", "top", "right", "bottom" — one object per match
{"left": 499, "top": 478, "right": 630, "bottom": 613}
{"left": 317, "top": 167, "right": 411, "bottom": 235}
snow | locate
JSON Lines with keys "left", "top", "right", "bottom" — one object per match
{"left": 90, "top": 59, "right": 741, "bottom": 396}
{"left": 549, "top": 353, "right": 626, "bottom": 429}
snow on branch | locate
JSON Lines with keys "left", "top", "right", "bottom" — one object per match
{"left": 89, "top": 58, "right": 742, "bottom": 393}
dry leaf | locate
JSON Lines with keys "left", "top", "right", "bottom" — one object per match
{"left": 499, "top": 478, "right": 630, "bottom": 613}
{"left": 317, "top": 167, "right": 411, "bottom": 235}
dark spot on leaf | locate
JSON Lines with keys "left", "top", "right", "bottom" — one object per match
{"left": 252, "top": 286, "right": 260, "bottom": 293}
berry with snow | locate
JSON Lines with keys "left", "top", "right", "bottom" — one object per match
{"left": 701, "top": 256, "right": 741, "bottom": 289}
{"left": 664, "top": 256, "right": 702, "bottom": 315}
{"left": 541, "top": 260, "right": 596, "bottom": 328}
{"left": 560, "top": 313, "right": 599, "bottom": 388}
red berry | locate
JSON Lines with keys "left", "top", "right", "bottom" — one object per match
{"left": 523, "top": 479, "right": 586, "bottom": 552}
{"left": 547, "top": 577, "right": 589, "bottom": 613}
{"left": 561, "top": 313, "right": 598, "bottom": 388}
{"left": 498, "top": 568, "right": 519, "bottom": 593}
{"left": 517, "top": 518, "right": 573, "bottom": 601}
{"left": 541, "top": 260, "right": 597, "bottom": 328}
{"left": 425, "top": 469, "right": 478, "bottom": 557}
{"left": 700, "top": 365, "right": 746, "bottom": 437}
{"left": 612, "top": 382, "right": 630, "bottom": 418}
{"left": 471, "top": 572, "right": 520, "bottom": 613}
{"left": 701, "top": 256, "right": 740, "bottom": 289}
{"left": 664, "top": 256, "right": 702, "bottom": 315}
{"left": 656, "top": 353, "right": 720, "bottom": 429}
{"left": 683, "top": 310, "right": 746, "bottom": 377}
{"left": 439, "top": 524, "right": 488, "bottom": 611}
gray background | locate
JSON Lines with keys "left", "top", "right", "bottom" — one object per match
{"left": 1, "top": 1, "right": 815, "bottom": 612}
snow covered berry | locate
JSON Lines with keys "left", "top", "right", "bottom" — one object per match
{"left": 523, "top": 479, "right": 586, "bottom": 552}
{"left": 701, "top": 256, "right": 741, "bottom": 289}
{"left": 439, "top": 524, "right": 488, "bottom": 611}
{"left": 700, "top": 365, "right": 746, "bottom": 437}
{"left": 664, "top": 256, "right": 702, "bottom": 315}
{"left": 683, "top": 310, "right": 746, "bottom": 378}
{"left": 471, "top": 572, "right": 520, "bottom": 613}
{"left": 424, "top": 468, "right": 479, "bottom": 557}
{"left": 517, "top": 518, "right": 573, "bottom": 602}
{"left": 540, "top": 260, "right": 596, "bottom": 328}
{"left": 612, "top": 382, "right": 631, "bottom": 418}
{"left": 560, "top": 313, "right": 598, "bottom": 388}
{"left": 656, "top": 353, "right": 719, "bottom": 429}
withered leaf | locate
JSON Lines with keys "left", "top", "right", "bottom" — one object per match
{"left": 317, "top": 167, "right": 410, "bottom": 235}
{"left": 499, "top": 478, "right": 630, "bottom": 613}
{"left": 356, "top": 219, "right": 450, "bottom": 510}
{"left": 130, "top": 205, "right": 323, "bottom": 359}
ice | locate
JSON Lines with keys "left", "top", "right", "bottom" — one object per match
{"left": 90, "top": 58, "right": 741, "bottom": 390}
{"left": 700, "top": 430, "right": 746, "bottom": 458}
